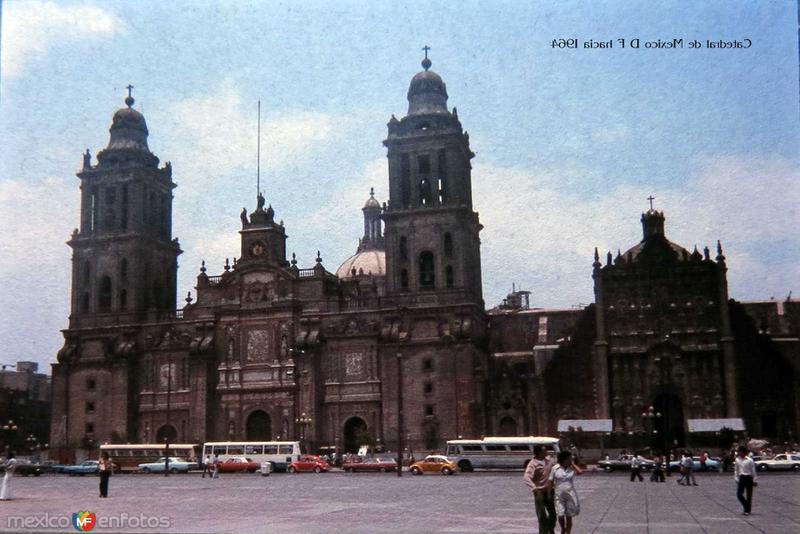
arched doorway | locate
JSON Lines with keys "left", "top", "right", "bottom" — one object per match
{"left": 653, "top": 393, "right": 685, "bottom": 451}
{"left": 343, "top": 417, "right": 368, "bottom": 453}
{"left": 156, "top": 424, "right": 177, "bottom": 443}
{"left": 246, "top": 410, "right": 272, "bottom": 441}
{"left": 498, "top": 416, "right": 517, "bottom": 436}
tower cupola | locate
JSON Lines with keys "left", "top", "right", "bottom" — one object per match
{"left": 407, "top": 50, "right": 449, "bottom": 116}
{"left": 96, "top": 86, "right": 158, "bottom": 168}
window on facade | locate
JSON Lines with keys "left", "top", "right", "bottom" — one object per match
{"left": 444, "top": 233, "right": 453, "bottom": 257}
{"left": 424, "top": 405, "right": 434, "bottom": 417}
{"left": 400, "top": 269, "right": 409, "bottom": 289}
{"left": 424, "top": 382, "right": 433, "bottom": 394}
{"left": 418, "top": 251, "right": 435, "bottom": 289}
{"left": 85, "top": 402, "right": 95, "bottom": 414}
{"left": 401, "top": 155, "right": 411, "bottom": 207}
{"left": 438, "top": 150, "right": 447, "bottom": 204}
{"left": 85, "top": 423, "right": 94, "bottom": 434}
{"left": 86, "top": 378, "right": 96, "bottom": 391}
{"left": 98, "top": 275, "right": 112, "bottom": 312}
{"left": 90, "top": 186, "right": 99, "bottom": 232}
{"left": 81, "top": 292, "right": 90, "bottom": 313}
{"left": 419, "top": 178, "right": 432, "bottom": 205}
{"left": 445, "top": 265, "right": 454, "bottom": 288}
{"left": 119, "top": 290, "right": 128, "bottom": 310}
{"left": 422, "top": 358, "right": 433, "bottom": 371}
{"left": 418, "top": 155, "right": 431, "bottom": 174}
{"left": 538, "top": 316, "right": 548, "bottom": 341}
{"left": 121, "top": 184, "right": 128, "bottom": 230}
{"left": 399, "top": 236, "right": 408, "bottom": 261}
{"left": 104, "top": 186, "right": 116, "bottom": 229}
{"left": 121, "top": 259, "right": 128, "bottom": 281}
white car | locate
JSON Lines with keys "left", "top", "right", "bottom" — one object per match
{"left": 755, "top": 454, "right": 800, "bottom": 471}
{"left": 138, "top": 457, "right": 194, "bottom": 474}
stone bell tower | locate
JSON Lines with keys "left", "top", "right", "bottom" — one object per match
{"left": 382, "top": 51, "right": 483, "bottom": 306}
{"left": 68, "top": 88, "right": 181, "bottom": 324}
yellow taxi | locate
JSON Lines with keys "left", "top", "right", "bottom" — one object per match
{"left": 409, "top": 455, "right": 458, "bottom": 475}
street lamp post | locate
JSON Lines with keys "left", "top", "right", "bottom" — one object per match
{"left": 295, "top": 413, "right": 312, "bottom": 448}
{"left": 165, "top": 353, "right": 172, "bottom": 477}
{"left": 641, "top": 405, "right": 662, "bottom": 454}
{"left": 2, "top": 419, "right": 18, "bottom": 456}
{"left": 396, "top": 352, "right": 403, "bottom": 478}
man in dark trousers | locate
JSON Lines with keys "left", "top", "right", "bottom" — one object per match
{"left": 734, "top": 446, "right": 757, "bottom": 515}
{"left": 523, "top": 445, "right": 556, "bottom": 533}
{"left": 630, "top": 454, "right": 644, "bottom": 482}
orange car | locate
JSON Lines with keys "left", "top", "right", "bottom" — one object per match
{"left": 409, "top": 455, "right": 457, "bottom": 475}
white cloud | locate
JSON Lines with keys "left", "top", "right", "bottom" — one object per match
{"left": 2, "top": 1, "right": 125, "bottom": 77}
{"left": 154, "top": 79, "right": 344, "bottom": 192}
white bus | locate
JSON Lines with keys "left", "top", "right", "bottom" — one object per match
{"left": 202, "top": 441, "right": 302, "bottom": 472}
{"left": 445, "top": 436, "right": 560, "bottom": 472}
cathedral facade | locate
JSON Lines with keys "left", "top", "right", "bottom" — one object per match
{"left": 50, "top": 59, "right": 800, "bottom": 457}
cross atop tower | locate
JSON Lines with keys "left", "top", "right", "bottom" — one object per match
{"left": 421, "top": 45, "right": 432, "bottom": 71}
{"left": 125, "top": 84, "right": 135, "bottom": 108}
{"left": 647, "top": 195, "right": 655, "bottom": 211}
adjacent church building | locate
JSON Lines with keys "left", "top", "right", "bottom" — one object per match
{"left": 50, "top": 57, "right": 800, "bottom": 457}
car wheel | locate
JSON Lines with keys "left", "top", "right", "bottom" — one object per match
{"left": 604, "top": 465, "right": 613, "bottom": 472}
{"left": 442, "top": 467, "right": 453, "bottom": 475}
{"left": 457, "top": 460, "right": 473, "bottom": 473}
{"left": 314, "top": 466, "right": 322, "bottom": 473}
{"left": 792, "top": 464, "right": 800, "bottom": 471}
{"left": 379, "top": 467, "right": 387, "bottom": 473}
{"left": 248, "top": 468, "right": 256, "bottom": 473}
{"left": 758, "top": 464, "right": 767, "bottom": 471}
{"left": 142, "top": 467, "right": 150, "bottom": 474}
{"left": 288, "top": 466, "right": 296, "bottom": 473}
{"left": 411, "top": 467, "right": 422, "bottom": 475}
{"left": 169, "top": 468, "right": 178, "bottom": 474}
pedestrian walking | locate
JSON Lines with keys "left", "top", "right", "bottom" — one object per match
{"left": 0, "top": 452, "right": 16, "bottom": 501}
{"left": 202, "top": 454, "right": 212, "bottom": 478}
{"left": 683, "top": 451, "right": 698, "bottom": 486}
{"left": 549, "top": 450, "right": 582, "bottom": 534}
{"left": 212, "top": 453, "right": 220, "bottom": 479}
{"left": 98, "top": 451, "right": 112, "bottom": 498}
{"left": 650, "top": 455, "right": 665, "bottom": 482}
{"left": 630, "top": 453, "right": 644, "bottom": 482}
{"left": 523, "top": 445, "right": 556, "bottom": 534}
{"left": 734, "top": 445, "right": 757, "bottom": 515}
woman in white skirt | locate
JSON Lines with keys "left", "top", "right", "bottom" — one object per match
{"left": 0, "top": 452, "right": 16, "bottom": 501}
{"left": 549, "top": 450, "right": 582, "bottom": 534}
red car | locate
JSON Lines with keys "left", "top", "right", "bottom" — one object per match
{"left": 288, "top": 455, "right": 330, "bottom": 473}
{"left": 342, "top": 457, "right": 398, "bottom": 473}
{"left": 217, "top": 456, "right": 260, "bottom": 473}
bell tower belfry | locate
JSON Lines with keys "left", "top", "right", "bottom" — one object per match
{"left": 68, "top": 89, "right": 181, "bottom": 324}
{"left": 382, "top": 52, "right": 483, "bottom": 306}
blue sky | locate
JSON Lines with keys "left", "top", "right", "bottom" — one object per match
{"left": 1, "top": 0, "right": 798, "bottom": 372}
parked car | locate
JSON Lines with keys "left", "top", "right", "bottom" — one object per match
{"left": 217, "top": 456, "right": 260, "bottom": 473}
{"left": 63, "top": 460, "right": 100, "bottom": 476}
{"left": 755, "top": 454, "right": 800, "bottom": 471}
{"left": 342, "top": 456, "right": 398, "bottom": 473}
{"left": 598, "top": 455, "right": 656, "bottom": 472}
{"left": 668, "top": 456, "right": 722, "bottom": 472}
{"left": 0, "top": 459, "right": 43, "bottom": 476}
{"left": 288, "top": 455, "right": 330, "bottom": 473}
{"left": 409, "top": 455, "right": 457, "bottom": 475}
{"left": 138, "top": 457, "right": 194, "bottom": 474}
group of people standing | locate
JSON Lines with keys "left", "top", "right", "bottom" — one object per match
{"left": 523, "top": 445, "right": 582, "bottom": 534}
{"left": 524, "top": 445, "right": 760, "bottom": 532}
{"left": 202, "top": 454, "right": 221, "bottom": 478}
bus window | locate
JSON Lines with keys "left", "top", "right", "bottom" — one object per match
{"left": 485, "top": 445, "right": 507, "bottom": 452}
{"left": 509, "top": 445, "right": 531, "bottom": 452}
{"left": 245, "top": 445, "right": 263, "bottom": 455}
{"left": 462, "top": 445, "right": 484, "bottom": 452}
{"left": 278, "top": 445, "right": 293, "bottom": 455}
{"left": 228, "top": 445, "right": 244, "bottom": 455}
{"left": 213, "top": 445, "right": 227, "bottom": 455}
{"left": 446, "top": 445, "right": 458, "bottom": 455}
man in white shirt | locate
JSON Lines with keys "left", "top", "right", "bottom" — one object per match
{"left": 734, "top": 445, "right": 757, "bottom": 515}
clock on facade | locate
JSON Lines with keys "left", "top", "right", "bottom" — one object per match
{"left": 249, "top": 242, "right": 265, "bottom": 257}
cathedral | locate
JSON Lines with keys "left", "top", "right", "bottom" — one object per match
{"left": 50, "top": 56, "right": 800, "bottom": 458}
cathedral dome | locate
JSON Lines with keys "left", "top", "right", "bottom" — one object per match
{"left": 336, "top": 249, "right": 386, "bottom": 279}
{"left": 363, "top": 188, "right": 381, "bottom": 209}
{"left": 407, "top": 57, "right": 449, "bottom": 116}
{"left": 97, "top": 91, "right": 158, "bottom": 167}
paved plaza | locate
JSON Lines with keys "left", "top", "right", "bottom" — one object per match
{"left": 1, "top": 470, "right": 799, "bottom": 533}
